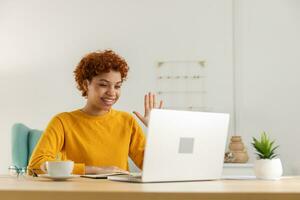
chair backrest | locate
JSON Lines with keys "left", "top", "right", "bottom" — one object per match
{"left": 11, "top": 123, "right": 43, "bottom": 169}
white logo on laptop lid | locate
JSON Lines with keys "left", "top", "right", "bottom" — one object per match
{"left": 178, "top": 137, "right": 194, "bottom": 154}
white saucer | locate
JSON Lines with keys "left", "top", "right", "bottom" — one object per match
{"left": 39, "top": 174, "right": 80, "bottom": 181}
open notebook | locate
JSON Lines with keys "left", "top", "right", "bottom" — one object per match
{"left": 81, "top": 172, "right": 131, "bottom": 179}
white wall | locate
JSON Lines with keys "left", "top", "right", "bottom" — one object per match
{"left": 0, "top": 0, "right": 233, "bottom": 174}
{"left": 235, "top": 0, "right": 300, "bottom": 175}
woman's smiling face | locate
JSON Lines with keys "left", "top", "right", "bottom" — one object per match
{"left": 85, "top": 70, "right": 122, "bottom": 112}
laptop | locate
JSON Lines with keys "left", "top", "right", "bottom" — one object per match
{"left": 108, "top": 109, "right": 230, "bottom": 183}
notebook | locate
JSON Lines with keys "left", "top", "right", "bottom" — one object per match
{"left": 81, "top": 172, "right": 129, "bottom": 179}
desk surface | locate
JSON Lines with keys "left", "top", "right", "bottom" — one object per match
{"left": 1, "top": 175, "right": 300, "bottom": 200}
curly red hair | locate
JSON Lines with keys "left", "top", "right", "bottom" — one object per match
{"left": 74, "top": 50, "right": 129, "bottom": 97}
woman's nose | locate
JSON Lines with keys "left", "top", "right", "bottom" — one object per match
{"left": 106, "top": 86, "right": 116, "bottom": 96}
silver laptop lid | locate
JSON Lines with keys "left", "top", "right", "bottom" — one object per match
{"left": 142, "top": 109, "right": 230, "bottom": 182}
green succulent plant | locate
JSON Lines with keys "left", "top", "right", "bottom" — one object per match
{"left": 251, "top": 132, "right": 279, "bottom": 159}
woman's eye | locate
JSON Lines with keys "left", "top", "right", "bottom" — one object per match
{"left": 115, "top": 85, "right": 121, "bottom": 89}
{"left": 99, "top": 84, "right": 107, "bottom": 87}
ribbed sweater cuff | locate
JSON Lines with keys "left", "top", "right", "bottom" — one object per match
{"left": 73, "top": 163, "right": 85, "bottom": 175}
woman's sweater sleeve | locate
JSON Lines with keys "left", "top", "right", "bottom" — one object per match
{"left": 128, "top": 117, "right": 146, "bottom": 170}
{"left": 28, "top": 116, "right": 85, "bottom": 174}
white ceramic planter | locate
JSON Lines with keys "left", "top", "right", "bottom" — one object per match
{"left": 254, "top": 158, "right": 283, "bottom": 180}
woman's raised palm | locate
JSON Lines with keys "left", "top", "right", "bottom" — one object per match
{"left": 133, "top": 92, "right": 163, "bottom": 127}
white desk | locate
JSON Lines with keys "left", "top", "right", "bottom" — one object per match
{"left": 0, "top": 175, "right": 300, "bottom": 200}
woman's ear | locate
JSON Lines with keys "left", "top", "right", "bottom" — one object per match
{"left": 83, "top": 79, "right": 89, "bottom": 95}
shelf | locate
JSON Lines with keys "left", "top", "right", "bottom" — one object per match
{"left": 157, "top": 60, "right": 206, "bottom": 67}
{"left": 157, "top": 91, "right": 207, "bottom": 95}
{"left": 157, "top": 75, "right": 206, "bottom": 80}
{"left": 163, "top": 106, "right": 211, "bottom": 111}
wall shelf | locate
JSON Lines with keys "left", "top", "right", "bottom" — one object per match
{"left": 155, "top": 59, "right": 210, "bottom": 112}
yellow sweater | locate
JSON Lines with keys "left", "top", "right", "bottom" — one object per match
{"left": 28, "top": 109, "right": 146, "bottom": 175}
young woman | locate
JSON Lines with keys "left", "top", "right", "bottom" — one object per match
{"left": 28, "top": 50, "right": 163, "bottom": 175}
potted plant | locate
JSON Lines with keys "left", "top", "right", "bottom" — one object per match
{"left": 252, "top": 132, "right": 282, "bottom": 180}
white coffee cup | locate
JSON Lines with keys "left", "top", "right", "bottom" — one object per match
{"left": 45, "top": 160, "right": 74, "bottom": 177}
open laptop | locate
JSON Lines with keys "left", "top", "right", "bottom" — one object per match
{"left": 108, "top": 109, "right": 230, "bottom": 183}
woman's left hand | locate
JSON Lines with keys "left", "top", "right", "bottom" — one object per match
{"left": 133, "top": 92, "right": 163, "bottom": 127}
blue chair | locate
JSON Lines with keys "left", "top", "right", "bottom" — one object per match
{"left": 11, "top": 123, "right": 43, "bottom": 170}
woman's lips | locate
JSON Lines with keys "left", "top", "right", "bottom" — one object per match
{"left": 101, "top": 97, "right": 115, "bottom": 106}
